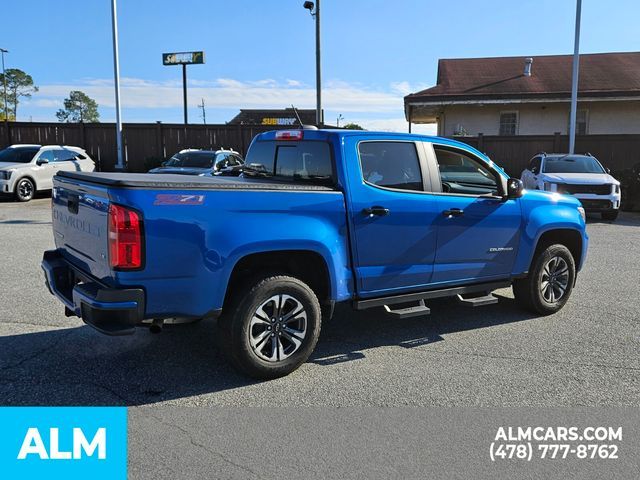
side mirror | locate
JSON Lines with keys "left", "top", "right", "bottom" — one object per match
{"left": 36, "top": 158, "right": 49, "bottom": 166}
{"left": 531, "top": 167, "right": 539, "bottom": 175}
{"left": 506, "top": 178, "right": 524, "bottom": 199}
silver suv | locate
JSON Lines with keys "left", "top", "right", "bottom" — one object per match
{"left": 0, "top": 144, "right": 95, "bottom": 201}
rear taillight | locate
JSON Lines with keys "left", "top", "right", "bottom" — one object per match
{"left": 108, "top": 204, "right": 143, "bottom": 270}
{"left": 275, "top": 130, "right": 303, "bottom": 140}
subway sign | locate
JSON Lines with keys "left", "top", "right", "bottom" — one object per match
{"left": 261, "top": 117, "right": 297, "bottom": 126}
{"left": 162, "top": 51, "right": 205, "bottom": 65}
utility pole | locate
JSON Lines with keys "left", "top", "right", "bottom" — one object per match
{"left": 568, "top": 0, "right": 582, "bottom": 154}
{"left": 303, "top": 1, "right": 322, "bottom": 126}
{"left": 337, "top": 114, "right": 343, "bottom": 127}
{"left": 0, "top": 48, "right": 8, "bottom": 123}
{"left": 110, "top": 0, "right": 124, "bottom": 170}
{"left": 198, "top": 98, "right": 206, "bottom": 124}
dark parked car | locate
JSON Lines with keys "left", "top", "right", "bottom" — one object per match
{"left": 149, "top": 149, "right": 244, "bottom": 176}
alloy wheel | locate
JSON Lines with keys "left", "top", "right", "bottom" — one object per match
{"left": 18, "top": 179, "right": 34, "bottom": 200}
{"left": 248, "top": 294, "right": 307, "bottom": 362}
{"left": 540, "top": 256, "right": 570, "bottom": 304}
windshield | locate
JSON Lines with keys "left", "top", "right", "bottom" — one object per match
{"left": 543, "top": 156, "right": 605, "bottom": 174}
{"left": 0, "top": 147, "right": 40, "bottom": 163}
{"left": 165, "top": 151, "right": 215, "bottom": 168}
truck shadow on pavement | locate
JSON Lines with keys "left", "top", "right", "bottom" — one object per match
{"left": 0, "top": 293, "right": 539, "bottom": 406}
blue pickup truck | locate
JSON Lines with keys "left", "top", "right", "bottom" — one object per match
{"left": 42, "top": 128, "right": 588, "bottom": 379}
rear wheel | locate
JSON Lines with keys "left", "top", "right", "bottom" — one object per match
{"left": 218, "top": 275, "right": 322, "bottom": 379}
{"left": 513, "top": 244, "right": 575, "bottom": 315}
{"left": 15, "top": 178, "right": 35, "bottom": 202}
{"left": 601, "top": 210, "right": 619, "bottom": 221}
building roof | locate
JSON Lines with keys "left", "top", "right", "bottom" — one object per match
{"left": 228, "top": 108, "right": 317, "bottom": 125}
{"left": 405, "top": 52, "right": 640, "bottom": 103}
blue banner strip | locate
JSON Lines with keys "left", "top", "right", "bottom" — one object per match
{"left": 0, "top": 407, "right": 127, "bottom": 480}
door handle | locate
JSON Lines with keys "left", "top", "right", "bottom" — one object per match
{"left": 363, "top": 206, "right": 390, "bottom": 217}
{"left": 442, "top": 208, "right": 464, "bottom": 217}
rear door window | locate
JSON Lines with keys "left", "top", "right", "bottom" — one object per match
{"left": 53, "top": 149, "right": 77, "bottom": 162}
{"left": 358, "top": 141, "right": 423, "bottom": 192}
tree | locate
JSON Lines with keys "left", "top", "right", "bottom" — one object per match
{"left": 56, "top": 90, "right": 100, "bottom": 123}
{"left": 0, "top": 68, "right": 38, "bottom": 120}
{"left": 342, "top": 123, "right": 364, "bottom": 130}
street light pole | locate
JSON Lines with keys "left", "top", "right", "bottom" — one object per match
{"left": 315, "top": 0, "right": 322, "bottom": 126}
{"left": 303, "top": 1, "right": 322, "bottom": 126}
{"left": 568, "top": 0, "right": 582, "bottom": 154}
{"left": 110, "top": 0, "right": 124, "bottom": 171}
{"left": 0, "top": 48, "right": 8, "bottom": 123}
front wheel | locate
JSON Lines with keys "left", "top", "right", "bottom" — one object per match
{"left": 218, "top": 275, "right": 322, "bottom": 379}
{"left": 15, "top": 178, "right": 35, "bottom": 202}
{"left": 513, "top": 244, "right": 576, "bottom": 315}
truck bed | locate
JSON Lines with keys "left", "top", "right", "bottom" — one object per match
{"left": 50, "top": 169, "right": 350, "bottom": 320}
{"left": 57, "top": 171, "right": 335, "bottom": 191}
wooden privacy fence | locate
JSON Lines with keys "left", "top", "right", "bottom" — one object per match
{"left": 453, "top": 133, "right": 640, "bottom": 177}
{"left": 1, "top": 122, "right": 639, "bottom": 176}
{"left": 0, "top": 121, "right": 292, "bottom": 172}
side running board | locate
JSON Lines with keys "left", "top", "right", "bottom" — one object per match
{"left": 383, "top": 300, "right": 431, "bottom": 319}
{"left": 354, "top": 280, "right": 510, "bottom": 311}
{"left": 456, "top": 293, "right": 499, "bottom": 307}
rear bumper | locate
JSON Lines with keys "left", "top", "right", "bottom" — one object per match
{"left": 42, "top": 249, "right": 145, "bottom": 336}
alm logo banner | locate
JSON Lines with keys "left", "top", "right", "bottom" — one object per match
{"left": 0, "top": 407, "right": 126, "bottom": 479}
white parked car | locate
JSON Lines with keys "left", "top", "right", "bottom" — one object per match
{"left": 0, "top": 144, "right": 95, "bottom": 202}
{"left": 521, "top": 153, "right": 621, "bottom": 220}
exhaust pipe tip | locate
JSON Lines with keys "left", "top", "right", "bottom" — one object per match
{"left": 149, "top": 319, "right": 164, "bottom": 334}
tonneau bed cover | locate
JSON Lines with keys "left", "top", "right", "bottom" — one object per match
{"left": 56, "top": 171, "right": 336, "bottom": 191}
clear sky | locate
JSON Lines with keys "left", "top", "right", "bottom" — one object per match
{"left": 2, "top": 0, "right": 639, "bottom": 132}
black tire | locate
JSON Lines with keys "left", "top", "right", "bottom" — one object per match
{"left": 512, "top": 244, "right": 576, "bottom": 315}
{"left": 218, "top": 275, "right": 322, "bottom": 379}
{"left": 601, "top": 210, "right": 619, "bottom": 221}
{"left": 15, "top": 177, "right": 35, "bottom": 202}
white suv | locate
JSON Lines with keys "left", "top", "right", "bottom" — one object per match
{"left": 0, "top": 144, "right": 95, "bottom": 202}
{"left": 521, "top": 153, "right": 621, "bottom": 220}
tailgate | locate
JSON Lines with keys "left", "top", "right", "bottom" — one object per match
{"left": 52, "top": 175, "right": 112, "bottom": 281}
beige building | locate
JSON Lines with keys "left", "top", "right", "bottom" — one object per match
{"left": 404, "top": 52, "right": 640, "bottom": 137}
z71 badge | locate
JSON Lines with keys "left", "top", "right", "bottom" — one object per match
{"left": 153, "top": 194, "right": 205, "bottom": 205}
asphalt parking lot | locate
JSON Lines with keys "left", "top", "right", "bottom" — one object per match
{"left": 1, "top": 196, "right": 639, "bottom": 407}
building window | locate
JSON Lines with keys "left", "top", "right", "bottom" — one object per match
{"left": 569, "top": 109, "right": 589, "bottom": 135}
{"left": 499, "top": 111, "right": 518, "bottom": 136}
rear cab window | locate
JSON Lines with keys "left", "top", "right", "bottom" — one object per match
{"left": 244, "top": 140, "right": 334, "bottom": 186}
